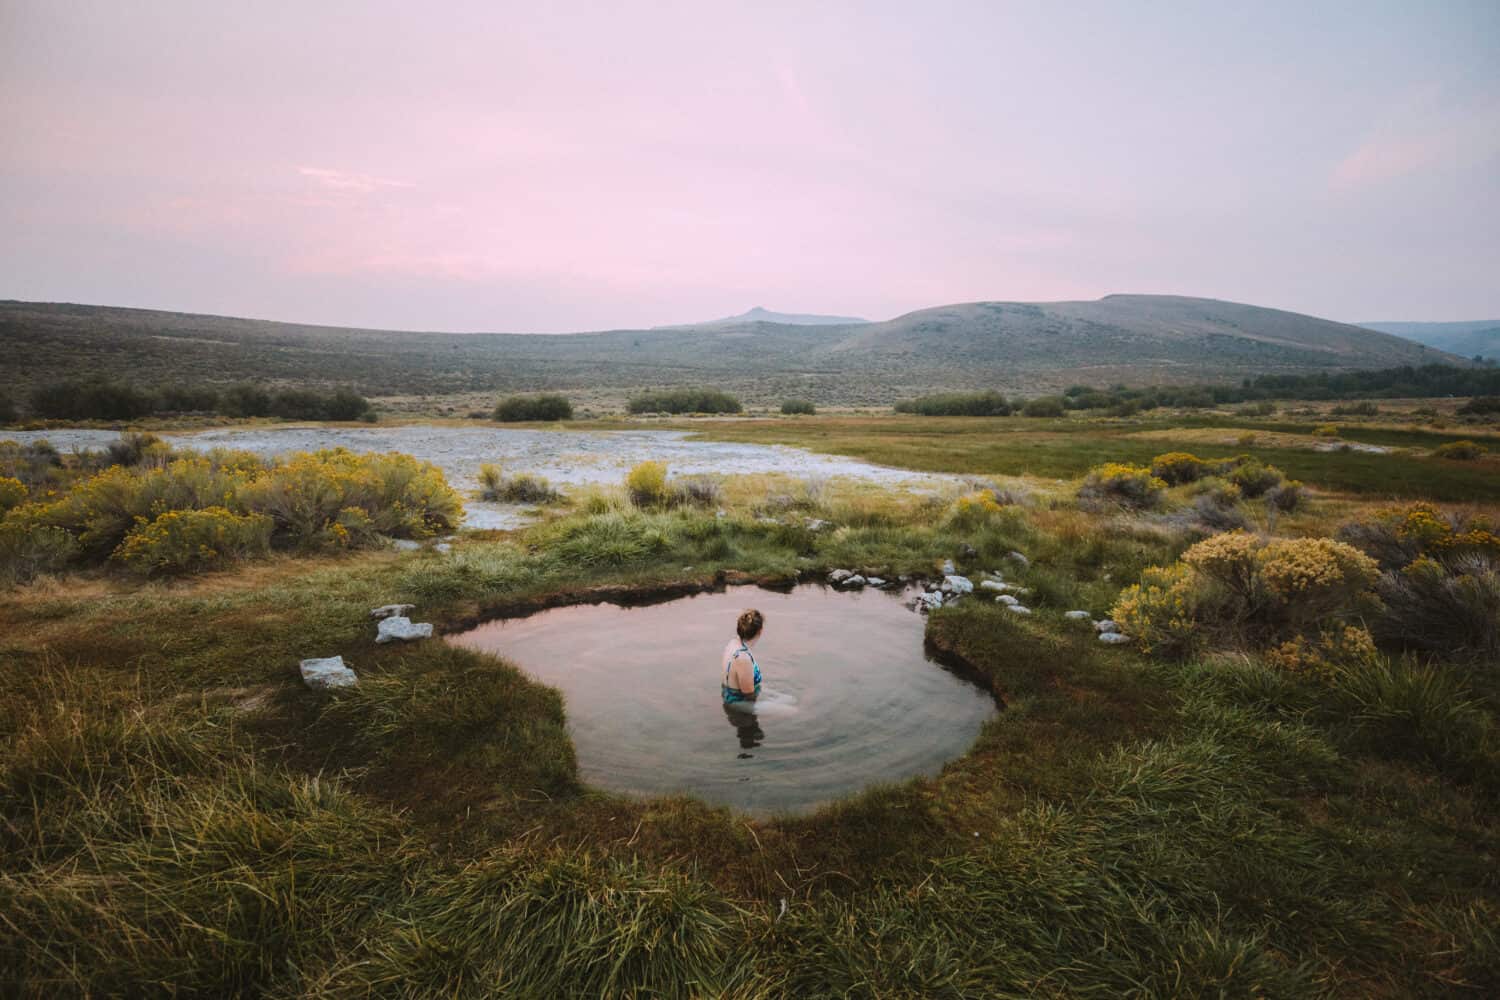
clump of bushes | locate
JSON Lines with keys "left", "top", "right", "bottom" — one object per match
{"left": 0, "top": 446, "right": 463, "bottom": 583}
{"left": 1331, "top": 402, "right": 1379, "bottom": 416}
{"left": 893, "top": 390, "right": 1011, "bottom": 416}
{"left": 780, "top": 399, "right": 816, "bottom": 415}
{"left": 1078, "top": 463, "right": 1167, "bottom": 510}
{"left": 1433, "top": 440, "right": 1486, "bottom": 461}
{"left": 1112, "top": 532, "right": 1381, "bottom": 659}
{"left": 1337, "top": 504, "right": 1500, "bottom": 659}
{"left": 625, "top": 461, "right": 669, "bottom": 507}
{"left": 113, "top": 507, "right": 274, "bottom": 575}
{"left": 1313, "top": 424, "right": 1340, "bottom": 437}
{"left": 21, "top": 379, "right": 375, "bottom": 422}
{"left": 477, "top": 463, "right": 560, "bottom": 503}
{"left": 626, "top": 390, "right": 741, "bottom": 415}
{"left": 1021, "top": 396, "right": 1066, "bottom": 418}
{"left": 494, "top": 394, "right": 573, "bottom": 422}
{"left": 948, "top": 489, "right": 1009, "bottom": 528}
{"left": 1456, "top": 395, "right": 1500, "bottom": 415}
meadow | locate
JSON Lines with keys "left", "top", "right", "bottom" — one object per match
{"left": 1, "top": 403, "right": 1497, "bottom": 997}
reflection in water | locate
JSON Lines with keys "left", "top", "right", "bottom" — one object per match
{"left": 723, "top": 702, "right": 764, "bottom": 754}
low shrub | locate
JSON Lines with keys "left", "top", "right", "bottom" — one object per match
{"left": 1370, "top": 553, "right": 1500, "bottom": 660}
{"left": 669, "top": 475, "right": 722, "bottom": 508}
{"left": 625, "top": 461, "right": 668, "bottom": 507}
{"left": 113, "top": 507, "right": 274, "bottom": 575}
{"left": 1264, "top": 479, "right": 1305, "bottom": 513}
{"left": 0, "top": 476, "right": 25, "bottom": 514}
{"left": 1313, "top": 424, "right": 1340, "bottom": 437}
{"left": 1433, "top": 440, "right": 1486, "bottom": 461}
{"left": 239, "top": 449, "right": 461, "bottom": 547}
{"left": 1113, "top": 532, "right": 1380, "bottom": 658}
{"left": 549, "top": 511, "right": 670, "bottom": 566}
{"left": 1021, "top": 396, "right": 1066, "bottom": 418}
{"left": 1331, "top": 402, "right": 1379, "bottom": 416}
{"left": 0, "top": 519, "right": 77, "bottom": 586}
{"left": 105, "top": 432, "right": 172, "bottom": 468}
{"left": 1226, "top": 459, "right": 1284, "bottom": 498}
{"left": 948, "top": 490, "right": 1007, "bottom": 528}
{"left": 1150, "top": 451, "right": 1209, "bottom": 485}
{"left": 478, "top": 464, "right": 560, "bottom": 503}
{"left": 626, "top": 390, "right": 741, "bottom": 415}
{"left": 494, "top": 394, "right": 573, "bottom": 422}
{"left": 893, "top": 390, "right": 1011, "bottom": 416}
{"left": 780, "top": 399, "right": 816, "bottom": 415}
{"left": 1078, "top": 463, "right": 1167, "bottom": 510}
{"left": 1188, "top": 494, "right": 1249, "bottom": 533}
{"left": 1456, "top": 395, "right": 1500, "bottom": 415}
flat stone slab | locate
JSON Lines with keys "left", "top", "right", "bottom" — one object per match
{"left": 1064, "top": 610, "right": 1091, "bottom": 620}
{"left": 370, "top": 603, "right": 415, "bottom": 620}
{"left": 376, "top": 616, "right": 434, "bottom": 643}
{"left": 1098, "top": 632, "right": 1133, "bottom": 644}
{"left": 300, "top": 655, "right": 357, "bottom": 690}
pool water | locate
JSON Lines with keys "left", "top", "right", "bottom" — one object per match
{"left": 447, "top": 585, "right": 998, "bottom": 814}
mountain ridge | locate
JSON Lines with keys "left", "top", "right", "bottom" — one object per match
{"left": 0, "top": 294, "right": 1469, "bottom": 404}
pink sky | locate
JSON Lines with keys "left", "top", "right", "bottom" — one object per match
{"left": 2, "top": 1, "right": 1497, "bottom": 331}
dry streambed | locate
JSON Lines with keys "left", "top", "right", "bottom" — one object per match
{"left": 3, "top": 426, "right": 956, "bottom": 528}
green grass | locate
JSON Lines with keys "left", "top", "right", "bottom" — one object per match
{"left": 682, "top": 414, "right": 1500, "bottom": 500}
{"left": 2, "top": 479, "right": 1498, "bottom": 995}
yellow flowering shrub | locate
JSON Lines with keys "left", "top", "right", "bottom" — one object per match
{"left": 238, "top": 449, "right": 461, "bottom": 547}
{"left": 1150, "top": 452, "right": 1208, "bottom": 485}
{"left": 1113, "top": 533, "right": 1380, "bottom": 657}
{"left": 1079, "top": 463, "right": 1168, "bottom": 509}
{"left": 0, "top": 476, "right": 24, "bottom": 514}
{"left": 1256, "top": 538, "right": 1379, "bottom": 621}
{"left": 949, "top": 490, "right": 1005, "bottom": 527}
{"left": 1111, "top": 563, "right": 1200, "bottom": 656}
{"left": 1263, "top": 626, "right": 1378, "bottom": 680}
{"left": 625, "top": 461, "right": 668, "bottom": 507}
{"left": 113, "top": 507, "right": 273, "bottom": 575}
{"left": 1313, "top": 424, "right": 1339, "bottom": 437}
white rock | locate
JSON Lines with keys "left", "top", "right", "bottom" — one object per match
{"left": 1006, "top": 604, "right": 1032, "bottom": 614}
{"left": 941, "top": 559, "right": 957, "bottom": 575}
{"left": 1095, "top": 619, "right": 1120, "bottom": 634}
{"left": 300, "top": 655, "right": 357, "bottom": 690}
{"left": 943, "top": 574, "right": 974, "bottom": 594}
{"left": 1098, "top": 632, "right": 1132, "bottom": 644}
{"left": 866, "top": 577, "right": 886, "bottom": 587}
{"left": 844, "top": 575, "right": 866, "bottom": 588}
{"left": 370, "top": 603, "right": 415, "bottom": 620}
{"left": 1005, "top": 551, "right": 1030, "bottom": 569}
{"left": 1064, "top": 610, "right": 1091, "bottom": 620}
{"left": 391, "top": 539, "right": 421, "bottom": 552}
{"left": 376, "top": 616, "right": 434, "bottom": 643}
{"left": 916, "top": 591, "right": 944, "bottom": 612}
{"left": 995, "top": 594, "right": 1020, "bottom": 606}
{"left": 828, "top": 569, "right": 853, "bottom": 585}
{"left": 979, "top": 580, "right": 1011, "bottom": 593}
{"left": 805, "top": 518, "right": 832, "bottom": 532}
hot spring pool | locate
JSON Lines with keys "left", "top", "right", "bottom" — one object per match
{"left": 447, "top": 585, "right": 999, "bottom": 814}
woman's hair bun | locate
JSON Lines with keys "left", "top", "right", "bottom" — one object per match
{"left": 736, "top": 608, "right": 765, "bottom": 640}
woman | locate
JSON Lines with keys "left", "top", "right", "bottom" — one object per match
{"left": 721, "top": 608, "right": 764, "bottom": 706}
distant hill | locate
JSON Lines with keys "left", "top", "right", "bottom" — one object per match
{"left": 657, "top": 306, "right": 869, "bottom": 329}
{"left": 1358, "top": 320, "right": 1500, "bottom": 361}
{"left": 0, "top": 295, "right": 1467, "bottom": 406}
